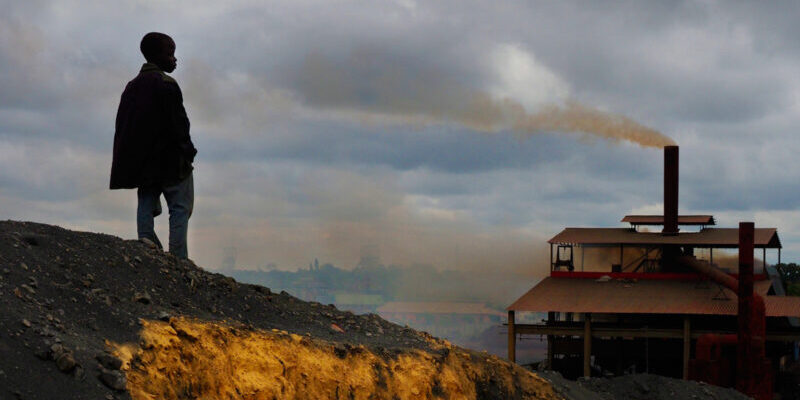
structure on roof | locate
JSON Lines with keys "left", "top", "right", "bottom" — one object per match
{"left": 506, "top": 146, "right": 799, "bottom": 400}
{"left": 622, "top": 214, "right": 715, "bottom": 228}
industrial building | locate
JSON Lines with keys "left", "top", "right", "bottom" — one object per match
{"left": 507, "top": 146, "right": 800, "bottom": 399}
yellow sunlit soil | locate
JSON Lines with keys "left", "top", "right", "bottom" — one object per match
{"left": 111, "top": 317, "right": 562, "bottom": 400}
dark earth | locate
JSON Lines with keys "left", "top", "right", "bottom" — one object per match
{"left": 0, "top": 221, "right": 754, "bottom": 399}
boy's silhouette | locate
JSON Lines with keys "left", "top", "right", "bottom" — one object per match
{"left": 110, "top": 32, "right": 197, "bottom": 259}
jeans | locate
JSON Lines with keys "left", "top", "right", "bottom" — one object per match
{"left": 137, "top": 173, "right": 194, "bottom": 259}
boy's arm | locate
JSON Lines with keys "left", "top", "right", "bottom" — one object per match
{"left": 163, "top": 78, "right": 197, "bottom": 163}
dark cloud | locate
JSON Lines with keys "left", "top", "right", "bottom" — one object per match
{"left": 1, "top": 0, "right": 800, "bottom": 267}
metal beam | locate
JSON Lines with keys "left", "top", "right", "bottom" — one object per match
{"left": 547, "top": 312, "right": 554, "bottom": 368}
{"left": 508, "top": 311, "right": 516, "bottom": 363}
{"left": 584, "top": 313, "right": 592, "bottom": 377}
{"left": 682, "top": 318, "right": 690, "bottom": 380}
{"left": 512, "top": 324, "right": 800, "bottom": 342}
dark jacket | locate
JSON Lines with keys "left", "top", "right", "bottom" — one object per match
{"left": 110, "top": 63, "right": 197, "bottom": 189}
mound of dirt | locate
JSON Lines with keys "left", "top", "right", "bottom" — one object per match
{"left": 0, "top": 221, "right": 560, "bottom": 399}
{"left": 0, "top": 221, "right": 755, "bottom": 399}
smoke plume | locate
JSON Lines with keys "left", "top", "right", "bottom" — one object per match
{"left": 291, "top": 49, "right": 674, "bottom": 148}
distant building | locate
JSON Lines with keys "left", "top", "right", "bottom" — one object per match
{"left": 377, "top": 301, "right": 504, "bottom": 339}
{"left": 333, "top": 292, "right": 384, "bottom": 314}
{"left": 221, "top": 246, "right": 236, "bottom": 271}
{"left": 358, "top": 244, "right": 381, "bottom": 268}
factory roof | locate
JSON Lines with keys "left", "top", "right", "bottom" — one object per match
{"left": 621, "top": 215, "right": 715, "bottom": 226}
{"left": 507, "top": 277, "right": 800, "bottom": 317}
{"left": 548, "top": 227, "right": 781, "bottom": 248}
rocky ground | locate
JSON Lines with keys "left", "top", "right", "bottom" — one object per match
{"left": 0, "top": 220, "right": 755, "bottom": 399}
{"left": 537, "top": 371, "right": 751, "bottom": 400}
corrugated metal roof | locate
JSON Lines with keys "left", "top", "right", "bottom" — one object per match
{"left": 548, "top": 227, "right": 781, "bottom": 248}
{"left": 621, "top": 215, "right": 715, "bottom": 226}
{"left": 764, "top": 297, "right": 800, "bottom": 318}
{"left": 507, "top": 277, "right": 798, "bottom": 317}
{"left": 377, "top": 301, "right": 504, "bottom": 316}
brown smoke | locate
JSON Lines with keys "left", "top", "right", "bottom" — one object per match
{"left": 435, "top": 93, "right": 675, "bottom": 148}
{"left": 516, "top": 100, "right": 675, "bottom": 148}
{"left": 293, "top": 51, "right": 675, "bottom": 148}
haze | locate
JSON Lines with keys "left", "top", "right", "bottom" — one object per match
{"left": 1, "top": 1, "right": 799, "bottom": 272}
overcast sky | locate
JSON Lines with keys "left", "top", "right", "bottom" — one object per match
{"left": 2, "top": 0, "right": 799, "bottom": 273}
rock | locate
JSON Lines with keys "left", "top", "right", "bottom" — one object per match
{"left": 96, "top": 353, "right": 123, "bottom": 370}
{"left": 98, "top": 368, "right": 126, "bottom": 391}
{"left": 21, "top": 319, "right": 31, "bottom": 328}
{"left": 20, "top": 262, "right": 28, "bottom": 270}
{"left": 132, "top": 292, "right": 151, "bottom": 304}
{"left": 56, "top": 352, "right": 76, "bottom": 373}
{"left": 634, "top": 377, "right": 650, "bottom": 393}
{"left": 33, "top": 347, "right": 50, "bottom": 360}
{"left": 140, "top": 237, "right": 158, "bottom": 249}
{"left": 50, "top": 343, "right": 65, "bottom": 359}
{"left": 73, "top": 365, "right": 85, "bottom": 380}
{"left": 330, "top": 323, "right": 344, "bottom": 333}
{"left": 157, "top": 311, "right": 170, "bottom": 321}
{"left": 20, "top": 284, "right": 35, "bottom": 295}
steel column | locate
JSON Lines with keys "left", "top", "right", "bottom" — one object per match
{"left": 508, "top": 311, "right": 516, "bottom": 363}
{"left": 547, "top": 312, "right": 554, "bottom": 368}
{"left": 683, "top": 318, "right": 691, "bottom": 379}
{"left": 584, "top": 313, "right": 592, "bottom": 377}
{"left": 581, "top": 245, "right": 585, "bottom": 271}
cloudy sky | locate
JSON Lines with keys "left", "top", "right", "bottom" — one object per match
{"left": 2, "top": 0, "right": 799, "bottom": 274}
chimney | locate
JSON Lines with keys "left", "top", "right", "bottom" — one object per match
{"left": 663, "top": 145, "right": 679, "bottom": 235}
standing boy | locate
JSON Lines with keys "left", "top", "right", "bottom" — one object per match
{"left": 110, "top": 32, "right": 197, "bottom": 259}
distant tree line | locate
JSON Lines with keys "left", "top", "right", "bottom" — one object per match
{"left": 775, "top": 263, "right": 800, "bottom": 296}
{"left": 228, "top": 260, "right": 534, "bottom": 309}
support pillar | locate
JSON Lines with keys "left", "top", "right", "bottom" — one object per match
{"left": 683, "top": 317, "right": 691, "bottom": 380}
{"left": 581, "top": 245, "right": 585, "bottom": 271}
{"left": 508, "top": 311, "right": 516, "bottom": 363}
{"left": 547, "top": 312, "right": 554, "bottom": 369}
{"left": 584, "top": 313, "right": 592, "bottom": 377}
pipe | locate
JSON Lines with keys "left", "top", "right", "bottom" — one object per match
{"left": 678, "top": 256, "right": 737, "bottom": 292}
{"left": 683, "top": 222, "right": 771, "bottom": 399}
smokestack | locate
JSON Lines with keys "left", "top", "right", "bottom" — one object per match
{"left": 663, "top": 146, "right": 679, "bottom": 235}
